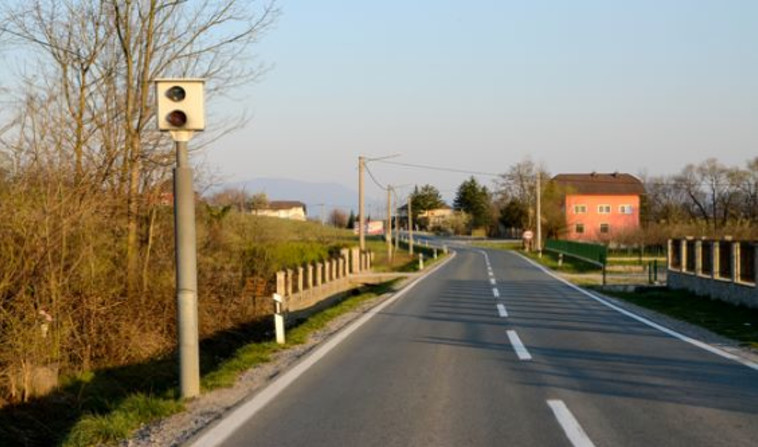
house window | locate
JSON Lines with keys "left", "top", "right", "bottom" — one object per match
{"left": 619, "top": 204, "right": 633, "bottom": 214}
{"left": 573, "top": 204, "right": 587, "bottom": 214}
{"left": 597, "top": 204, "right": 611, "bottom": 214}
{"left": 600, "top": 223, "right": 610, "bottom": 234}
{"left": 575, "top": 223, "right": 585, "bottom": 234}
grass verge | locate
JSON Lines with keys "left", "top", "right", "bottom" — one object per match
{"left": 591, "top": 287, "right": 758, "bottom": 349}
{"left": 201, "top": 280, "right": 397, "bottom": 391}
{"left": 2, "top": 281, "right": 399, "bottom": 447}
{"left": 471, "top": 241, "right": 522, "bottom": 251}
{"left": 521, "top": 249, "right": 758, "bottom": 350}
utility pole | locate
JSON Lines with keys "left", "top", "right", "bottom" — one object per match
{"left": 408, "top": 195, "right": 414, "bottom": 255}
{"left": 392, "top": 188, "right": 400, "bottom": 253}
{"left": 536, "top": 171, "right": 542, "bottom": 257}
{"left": 386, "top": 187, "right": 393, "bottom": 263}
{"left": 358, "top": 156, "right": 366, "bottom": 251}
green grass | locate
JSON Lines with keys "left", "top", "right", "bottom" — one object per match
{"left": 596, "top": 287, "right": 758, "bottom": 349}
{"left": 1, "top": 281, "right": 398, "bottom": 447}
{"left": 63, "top": 394, "right": 183, "bottom": 447}
{"left": 520, "top": 247, "right": 758, "bottom": 349}
{"left": 471, "top": 241, "right": 522, "bottom": 251}
{"left": 201, "top": 280, "right": 397, "bottom": 392}
{"left": 524, "top": 250, "right": 601, "bottom": 274}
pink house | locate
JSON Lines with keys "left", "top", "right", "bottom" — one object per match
{"left": 552, "top": 173, "right": 645, "bottom": 241}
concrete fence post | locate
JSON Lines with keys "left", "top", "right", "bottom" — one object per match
{"left": 419, "top": 253, "right": 424, "bottom": 270}
{"left": 753, "top": 243, "right": 758, "bottom": 286}
{"left": 324, "top": 260, "right": 331, "bottom": 285}
{"left": 732, "top": 242, "right": 740, "bottom": 283}
{"left": 276, "top": 271, "right": 286, "bottom": 297}
{"left": 712, "top": 241, "right": 720, "bottom": 279}
{"left": 297, "top": 266, "right": 304, "bottom": 293}
{"left": 680, "top": 239, "right": 687, "bottom": 272}
{"left": 285, "top": 269, "right": 293, "bottom": 297}
{"left": 351, "top": 248, "right": 360, "bottom": 274}
{"left": 695, "top": 240, "right": 702, "bottom": 276}
{"left": 315, "top": 262, "right": 323, "bottom": 287}
{"left": 306, "top": 264, "right": 314, "bottom": 290}
{"left": 667, "top": 239, "right": 672, "bottom": 271}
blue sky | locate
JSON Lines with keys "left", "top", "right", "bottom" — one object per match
{"left": 212, "top": 0, "right": 758, "bottom": 202}
{"left": 4, "top": 1, "right": 756, "bottom": 205}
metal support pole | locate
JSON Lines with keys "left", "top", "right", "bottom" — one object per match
{"left": 358, "top": 156, "right": 366, "bottom": 251}
{"left": 174, "top": 140, "right": 200, "bottom": 399}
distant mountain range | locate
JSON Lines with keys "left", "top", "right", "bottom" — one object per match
{"left": 210, "top": 177, "right": 385, "bottom": 219}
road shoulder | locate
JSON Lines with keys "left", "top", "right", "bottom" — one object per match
{"left": 124, "top": 253, "right": 456, "bottom": 447}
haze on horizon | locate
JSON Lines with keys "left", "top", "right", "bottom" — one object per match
{"left": 211, "top": 1, "right": 757, "bottom": 201}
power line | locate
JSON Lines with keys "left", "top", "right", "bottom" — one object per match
{"left": 374, "top": 160, "right": 501, "bottom": 177}
{"left": 364, "top": 164, "right": 387, "bottom": 190}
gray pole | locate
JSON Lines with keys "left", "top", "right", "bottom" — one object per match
{"left": 394, "top": 191, "right": 399, "bottom": 253}
{"left": 408, "top": 195, "right": 414, "bottom": 255}
{"left": 536, "top": 171, "right": 542, "bottom": 257}
{"left": 174, "top": 140, "right": 200, "bottom": 399}
{"left": 386, "top": 186, "right": 392, "bottom": 263}
{"left": 358, "top": 156, "right": 366, "bottom": 251}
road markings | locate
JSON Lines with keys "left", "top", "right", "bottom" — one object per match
{"left": 187, "top": 252, "right": 458, "bottom": 447}
{"left": 516, "top": 253, "right": 758, "bottom": 372}
{"left": 489, "top": 278, "right": 496, "bottom": 285}
{"left": 496, "top": 303, "right": 508, "bottom": 317}
{"left": 492, "top": 288, "right": 500, "bottom": 298}
{"left": 547, "top": 400, "right": 596, "bottom": 447}
{"left": 506, "top": 330, "right": 532, "bottom": 360}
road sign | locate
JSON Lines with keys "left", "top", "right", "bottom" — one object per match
{"left": 523, "top": 230, "right": 534, "bottom": 240}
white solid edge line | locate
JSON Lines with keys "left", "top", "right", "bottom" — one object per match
{"left": 188, "top": 251, "right": 459, "bottom": 447}
{"left": 515, "top": 252, "right": 758, "bottom": 372}
{"left": 497, "top": 303, "right": 508, "bottom": 317}
{"left": 492, "top": 288, "right": 500, "bottom": 298}
{"left": 507, "top": 330, "right": 532, "bottom": 360}
{"left": 547, "top": 400, "right": 596, "bottom": 447}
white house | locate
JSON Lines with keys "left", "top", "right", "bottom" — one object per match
{"left": 252, "top": 201, "right": 307, "bottom": 221}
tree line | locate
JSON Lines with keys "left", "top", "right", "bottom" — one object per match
{"left": 392, "top": 156, "right": 758, "bottom": 242}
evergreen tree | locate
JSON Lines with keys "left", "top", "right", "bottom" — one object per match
{"left": 454, "top": 176, "right": 492, "bottom": 230}
{"left": 346, "top": 210, "right": 356, "bottom": 229}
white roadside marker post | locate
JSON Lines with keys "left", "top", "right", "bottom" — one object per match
{"left": 273, "top": 293, "right": 286, "bottom": 345}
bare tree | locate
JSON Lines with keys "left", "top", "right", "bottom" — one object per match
{"left": 2, "top": 0, "right": 279, "bottom": 294}
{"left": 328, "top": 209, "right": 348, "bottom": 228}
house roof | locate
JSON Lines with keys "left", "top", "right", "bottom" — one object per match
{"left": 552, "top": 173, "right": 645, "bottom": 195}
{"left": 264, "top": 201, "right": 307, "bottom": 211}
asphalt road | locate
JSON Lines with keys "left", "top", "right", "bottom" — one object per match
{"left": 195, "top": 243, "right": 758, "bottom": 447}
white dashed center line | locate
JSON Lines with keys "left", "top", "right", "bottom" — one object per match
{"left": 492, "top": 288, "right": 500, "bottom": 298}
{"left": 496, "top": 303, "right": 508, "bottom": 317}
{"left": 547, "top": 400, "right": 596, "bottom": 447}
{"left": 489, "top": 278, "right": 496, "bottom": 285}
{"left": 506, "top": 330, "right": 532, "bottom": 360}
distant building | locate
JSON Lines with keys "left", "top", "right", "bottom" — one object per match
{"left": 552, "top": 173, "right": 645, "bottom": 241}
{"left": 252, "top": 201, "right": 307, "bottom": 221}
{"left": 419, "top": 205, "right": 454, "bottom": 228}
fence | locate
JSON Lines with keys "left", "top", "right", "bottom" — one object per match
{"left": 544, "top": 239, "right": 607, "bottom": 266}
{"left": 273, "top": 247, "right": 375, "bottom": 314}
{"left": 667, "top": 238, "right": 758, "bottom": 308}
